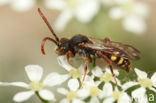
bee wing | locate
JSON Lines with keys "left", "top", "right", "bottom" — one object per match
{"left": 79, "top": 43, "right": 130, "bottom": 60}
{"left": 107, "top": 41, "right": 141, "bottom": 60}
{"left": 87, "top": 37, "right": 140, "bottom": 60}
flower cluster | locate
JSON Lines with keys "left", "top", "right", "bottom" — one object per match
{"left": 0, "top": 56, "right": 155, "bottom": 103}
{"left": 45, "top": 0, "right": 149, "bottom": 34}
{"left": 0, "top": 0, "right": 149, "bottom": 34}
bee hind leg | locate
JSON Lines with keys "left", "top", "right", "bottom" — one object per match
{"left": 96, "top": 51, "right": 117, "bottom": 85}
{"left": 109, "top": 65, "right": 117, "bottom": 85}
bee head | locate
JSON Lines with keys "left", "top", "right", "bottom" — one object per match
{"left": 56, "top": 38, "right": 70, "bottom": 55}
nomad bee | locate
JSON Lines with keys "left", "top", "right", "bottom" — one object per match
{"left": 38, "top": 8, "right": 140, "bottom": 85}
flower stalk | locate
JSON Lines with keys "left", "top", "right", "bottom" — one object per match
{"left": 35, "top": 91, "right": 49, "bottom": 103}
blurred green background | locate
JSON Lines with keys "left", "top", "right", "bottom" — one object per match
{"left": 0, "top": 1, "right": 156, "bottom": 103}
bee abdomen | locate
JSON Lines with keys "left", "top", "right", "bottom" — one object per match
{"left": 109, "top": 54, "right": 131, "bottom": 72}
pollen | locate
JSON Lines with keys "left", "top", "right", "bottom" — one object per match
{"left": 100, "top": 72, "right": 113, "bottom": 82}
{"left": 69, "top": 69, "right": 82, "bottom": 79}
{"left": 66, "top": 91, "right": 77, "bottom": 102}
{"left": 90, "top": 86, "right": 100, "bottom": 97}
{"left": 138, "top": 78, "right": 153, "bottom": 88}
{"left": 111, "top": 55, "right": 117, "bottom": 61}
{"left": 118, "top": 58, "right": 124, "bottom": 64}
{"left": 29, "top": 81, "right": 43, "bottom": 91}
{"left": 112, "top": 91, "right": 121, "bottom": 100}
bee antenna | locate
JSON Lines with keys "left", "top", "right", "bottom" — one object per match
{"left": 38, "top": 8, "right": 59, "bottom": 42}
{"left": 41, "top": 37, "right": 59, "bottom": 55}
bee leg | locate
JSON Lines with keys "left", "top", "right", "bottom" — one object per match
{"left": 109, "top": 65, "right": 117, "bottom": 85}
{"left": 96, "top": 51, "right": 117, "bottom": 85}
{"left": 66, "top": 51, "right": 74, "bottom": 66}
{"left": 79, "top": 58, "right": 91, "bottom": 89}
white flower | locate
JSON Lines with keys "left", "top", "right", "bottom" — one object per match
{"left": 108, "top": 0, "right": 149, "bottom": 34}
{"left": 103, "top": 87, "right": 132, "bottom": 103}
{"left": 58, "top": 76, "right": 102, "bottom": 103}
{"left": 130, "top": 68, "right": 156, "bottom": 103}
{"left": 57, "top": 79, "right": 86, "bottom": 103}
{"left": 0, "top": 0, "right": 36, "bottom": 11}
{"left": 91, "top": 66, "right": 121, "bottom": 86}
{"left": 57, "top": 56, "right": 83, "bottom": 79}
{"left": 45, "top": 0, "right": 100, "bottom": 31}
{"left": 80, "top": 75, "right": 103, "bottom": 103}
{"left": 0, "top": 65, "right": 69, "bottom": 102}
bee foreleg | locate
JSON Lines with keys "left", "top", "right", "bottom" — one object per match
{"left": 96, "top": 51, "right": 117, "bottom": 85}
{"left": 66, "top": 50, "right": 74, "bottom": 66}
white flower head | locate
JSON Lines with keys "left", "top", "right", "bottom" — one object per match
{"left": 130, "top": 68, "right": 156, "bottom": 103}
{"left": 108, "top": 0, "right": 149, "bottom": 34}
{"left": 58, "top": 78, "right": 86, "bottom": 103}
{"left": 134, "top": 68, "right": 156, "bottom": 89}
{"left": 45, "top": 0, "right": 100, "bottom": 31}
{"left": 92, "top": 66, "right": 120, "bottom": 85}
{"left": 0, "top": 65, "right": 69, "bottom": 102}
{"left": 103, "top": 87, "right": 132, "bottom": 103}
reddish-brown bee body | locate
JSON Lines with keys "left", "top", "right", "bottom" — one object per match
{"left": 38, "top": 8, "right": 140, "bottom": 86}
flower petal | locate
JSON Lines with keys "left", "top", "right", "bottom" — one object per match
{"left": 43, "top": 72, "right": 69, "bottom": 87}
{"left": 0, "top": 82, "right": 29, "bottom": 89}
{"left": 123, "top": 16, "right": 146, "bottom": 34}
{"left": 39, "top": 89, "right": 55, "bottom": 101}
{"left": 131, "top": 87, "right": 148, "bottom": 103}
{"left": 68, "top": 79, "right": 79, "bottom": 91}
{"left": 109, "top": 7, "right": 124, "bottom": 20}
{"left": 151, "top": 72, "right": 156, "bottom": 87}
{"left": 133, "top": 2, "right": 149, "bottom": 18}
{"left": 122, "top": 81, "right": 139, "bottom": 90}
{"left": 77, "top": 87, "right": 90, "bottom": 98}
{"left": 103, "top": 97, "right": 114, "bottom": 103}
{"left": 57, "top": 88, "right": 68, "bottom": 95}
{"left": 73, "top": 99, "right": 85, "bottom": 103}
{"left": 25, "top": 65, "right": 43, "bottom": 81}
{"left": 45, "top": 0, "right": 66, "bottom": 10}
{"left": 57, "top": 56, "right": 74, "bottom": 71}
{"left": 92, "top": 66, "right": 103, "bottom": 77}
{"left": 54, "top": 10, "right": 73, "bottom": 31}
{"left": 83, "top": 75, "right": 95, "bottom": 87}
{"left": 105, "top": 67, "right": 119, "bottom": 76}
{"left": 13, "top": 91, "right": 34, "bottom": 102}
{"left": 149, "top": 87, "right": 156, "bottom": 93}
{"left": 134, "top": 68, "right": 147, "bottom": 79}
{"left": 118, "top": 93, "right": 131, "bottom": 103}
{"left": 90, "top": 97, "right": 99, "bottom": 103}
{"left": 60, "top": 98, "right": 68, "bottom": 103}
{"left": 75, "top": 0, "right": 99, "bottom": 23}
{"left": 99, "top": 82, "right": 112, "bottom": 99}
{"left": 11, "top": 0, "right": 35, "bottom": 11}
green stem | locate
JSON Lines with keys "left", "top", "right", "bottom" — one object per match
{"left": 77, "top": 78, "right": 82, "bottom": 89}
{"left": 35, "top": 91, "right": 49, "bottom": 103}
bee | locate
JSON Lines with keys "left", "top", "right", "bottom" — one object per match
{"left": 38, "top": 8, "right": 140, "bottom": 85}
